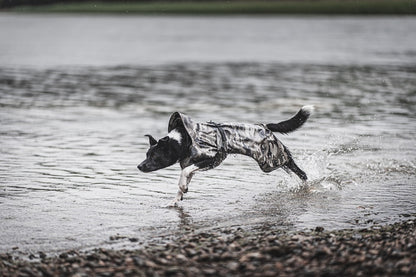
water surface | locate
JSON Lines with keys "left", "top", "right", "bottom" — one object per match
{"left": 0, "top": 14, "right": 415, "bottom": 254}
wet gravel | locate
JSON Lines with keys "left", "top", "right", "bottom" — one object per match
{"left": 1, "top": 220, "right": 415, "bottom": 277}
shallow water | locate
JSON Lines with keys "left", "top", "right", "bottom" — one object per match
{"left": 0, "top": 14, "right": 415, "bottom": 254}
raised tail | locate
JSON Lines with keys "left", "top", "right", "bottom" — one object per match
{"left": 266, "top": 105, "right": 314, "bottom": 134}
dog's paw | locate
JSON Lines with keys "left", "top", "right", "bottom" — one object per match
{"left": 164, "top": 200, "right": 179, "bottom": 208}
{"left": 164, "top": 194, "right": 184, "bottom": 208}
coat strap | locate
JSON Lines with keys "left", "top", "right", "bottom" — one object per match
{"left": 206, "top": 121, "right": 228, "bottom": 153}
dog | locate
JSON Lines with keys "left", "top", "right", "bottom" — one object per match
{"left": 138, "top": 106, "right": 313, "bottom": 206}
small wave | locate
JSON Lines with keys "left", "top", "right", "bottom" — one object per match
{"left": 364, "top": 159, "right": 416, "bottom": 175}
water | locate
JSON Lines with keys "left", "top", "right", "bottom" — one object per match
{"left": 0, "top": 14, "right": 415, "bottom": 255}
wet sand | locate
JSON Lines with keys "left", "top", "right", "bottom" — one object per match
{"left": 1, "top": 219, "right": 415, "bottom": 276}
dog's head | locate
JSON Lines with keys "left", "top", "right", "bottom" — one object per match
{"left": 137, "top": 134, "right": 180, "bottom": 172}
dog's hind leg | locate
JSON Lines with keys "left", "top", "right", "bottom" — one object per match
{"left": 285, "top": 158, "right": 308, "bottom": 181}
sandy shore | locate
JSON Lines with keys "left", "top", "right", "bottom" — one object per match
{"left": 1, "top": 220, "right": 415, "bottom": 276}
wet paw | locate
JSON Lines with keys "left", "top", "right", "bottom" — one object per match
{"left": 165, "top": 200, "right": 178, "bottom": 208}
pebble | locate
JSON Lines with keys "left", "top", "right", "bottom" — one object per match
{"left": 38, "top": 251, "right": 47, "bottom": 259}
{"left": 226, "top": 261, "right": 239, "bottom": 271}
{"left": 1, "top": 221, "right": 415, "bottom": 276}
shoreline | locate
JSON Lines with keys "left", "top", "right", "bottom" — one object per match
{"left": 1, "top": 220, "right": 415, "bottom": 276}
{"left": 2, "top": 1, "right": 416, "bottom": 15}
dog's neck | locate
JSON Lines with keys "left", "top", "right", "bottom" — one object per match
{"left": 168, "top": 127, "right": 192, "bottom": 161}
{"left": 168, "top": 129, "right": 182, "bottom": 144}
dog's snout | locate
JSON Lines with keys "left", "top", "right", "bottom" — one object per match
{"left": 138, "top": 162, "right": 149, "bottom": 172}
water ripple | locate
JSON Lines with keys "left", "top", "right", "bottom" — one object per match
{"left": 1, "top": 63, "right": 415, "bottom": 254}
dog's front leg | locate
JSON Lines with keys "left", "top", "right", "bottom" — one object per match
{"left": 170, "top": 153, "right": 226, "bottom": 206}
{"left": 169, "top": 164, "right": 199, "bottom": 206}
{"left": 179, "top": 164, "right": 199, "bottom": 193}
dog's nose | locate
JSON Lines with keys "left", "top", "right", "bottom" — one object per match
{"left": 138, "top": 163, "right": 147, "bottom": 172}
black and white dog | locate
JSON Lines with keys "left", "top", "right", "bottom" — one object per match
{"left": 138, "top": 106, "right": 313, "bottom": 206}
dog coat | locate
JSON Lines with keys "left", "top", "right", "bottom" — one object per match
{"left": 168, "top": 112, "right": 289, "bottom": 172}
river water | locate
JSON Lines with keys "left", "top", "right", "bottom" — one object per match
{"left": 0, "top": 14, "right": 415, "bottom": 255}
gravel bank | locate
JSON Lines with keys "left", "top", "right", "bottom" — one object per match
{"left": 1, "top": 220, "right": 415, "bottom": 276}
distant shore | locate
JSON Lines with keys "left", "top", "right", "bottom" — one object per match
{"left": 3, "top": 0, "right": 416, "bottom": 15}
{"left": 1, "top": 220, "right": 416, "bottom": 276}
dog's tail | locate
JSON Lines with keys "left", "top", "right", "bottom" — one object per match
{"left": 266, "top": 105, "right": 314, "bottom": 134}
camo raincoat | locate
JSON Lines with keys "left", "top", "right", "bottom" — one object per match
{"left": 168, "top": 112, "right": 289, "bottom": 172}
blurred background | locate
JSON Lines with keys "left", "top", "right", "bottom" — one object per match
{"left": 1, "top": 0, "right": 415, "bottom": 255}
{"left": 1, "top": 0, "right": 415, "bottom": 15}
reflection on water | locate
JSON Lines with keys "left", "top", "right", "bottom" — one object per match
{"left": 0, "top": 14, "right": 416, "bottom": 254}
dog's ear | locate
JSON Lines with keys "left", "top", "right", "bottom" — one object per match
{"left": 145, "top": 134, "right": 157, "bottom": 146}
{"left": 158, "top": 136, "right": 170, "bottom": 145}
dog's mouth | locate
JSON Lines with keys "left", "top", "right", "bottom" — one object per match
{"left": 138, "top": 159, "right": 176, "bottom": 172}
